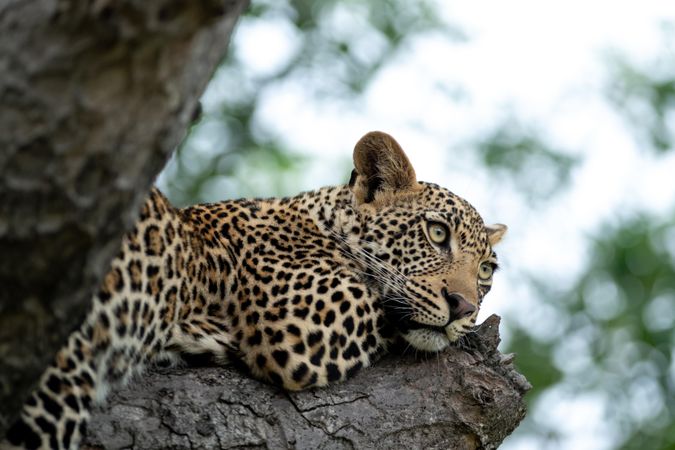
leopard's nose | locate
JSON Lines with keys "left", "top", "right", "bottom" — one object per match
{"left": 442, "top": 288, "right": 476, "bottom": 322}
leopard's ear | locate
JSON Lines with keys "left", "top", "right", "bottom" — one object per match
{"left": 486, "top": 223, "right": 507, "bottom": 246}
{"left": 351, "top": 131, "right": 419, "bottom": 205}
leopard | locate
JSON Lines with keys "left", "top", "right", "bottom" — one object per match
{"left": 3, "top": 131, "right": 507, "bottom": 450}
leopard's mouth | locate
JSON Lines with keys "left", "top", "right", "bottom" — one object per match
{"left": 407, "top": 320, "right": 447, "bottom": 335}
{"left": 380, "top": 294, "right": 469, "bottom": 348}
{"left": 381, "top": 298, "right": 450, "bottom": 334}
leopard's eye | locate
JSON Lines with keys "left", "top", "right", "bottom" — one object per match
{"left": 479, "top": 262, "right": 494, "bottom": 280}
{"left": 427, "top": 222, "right": 449, "bottom": 245}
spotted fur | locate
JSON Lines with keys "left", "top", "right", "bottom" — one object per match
{"left": 3, "top": 132, "right": 506, "bottom": 449}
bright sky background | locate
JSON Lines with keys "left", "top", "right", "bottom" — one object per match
{"left": 163, "top": 1, "right": 675, "bottom": 448}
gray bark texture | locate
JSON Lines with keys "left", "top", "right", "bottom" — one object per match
{"left": 83, "top": 315, "right": 531, "bottom": 450}
{"left": 0, "top": 0, "right": 248, "bottom": 433}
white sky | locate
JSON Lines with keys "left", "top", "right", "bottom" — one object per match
{"left": 171, "top": 1, "right": 675, "bottom": 449}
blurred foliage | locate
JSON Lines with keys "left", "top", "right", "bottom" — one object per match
{"left": 509, "top": 215, "right": 675, "bottom": 449}
{"left": 606, "top": 23, "right": 675, "bottom": 153}
{"left": 501, "top": 22, "right": 675, "bottom": 450}
{"left": 160, "top": 0, "right": 460, "bottom": 206}
{"left": 159, "top": 3, "right": 675, "bottom": 450}
{"left": 475, "top": 121, "right": 579, "bottom": 203}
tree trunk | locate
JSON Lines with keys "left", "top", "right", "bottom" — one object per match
{"left": 0, "top": 0, "right": 248, "bottom": 433}
{"left": 82, "top": 315, "right": 530, "bottom": 450}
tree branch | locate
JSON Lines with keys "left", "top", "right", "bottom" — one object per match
{"left": 83, "top": 315, "right": 530, "bottom": 450}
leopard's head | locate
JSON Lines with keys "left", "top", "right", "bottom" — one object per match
{"left": 348, "top": 131, "right": 506, "bottom": 351}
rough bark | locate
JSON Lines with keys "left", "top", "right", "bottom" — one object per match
{"left": 0, "top": 0, "right": 248, "bottom": 432}
{"left": 83, "top": 315, "right": 530, "bottom": 450}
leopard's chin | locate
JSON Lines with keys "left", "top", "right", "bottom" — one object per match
{"left": 400, "top": 328, "right": 450, "bottom": 352}
{"left": 400, "top": 321, "right": 472, "bottom": 352}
